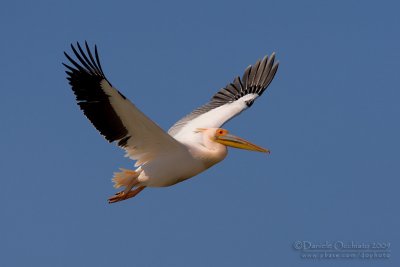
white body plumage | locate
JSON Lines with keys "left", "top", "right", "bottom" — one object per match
{"left": 63, "top": 42, "right": 278, "bottom": 202}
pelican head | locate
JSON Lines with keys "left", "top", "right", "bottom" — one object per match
{"left": 197, "top": 128, "right": 270, "bottom": 153}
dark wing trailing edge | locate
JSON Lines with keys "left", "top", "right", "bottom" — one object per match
{"left": 168, "top": 54, "right": 279, "bottom": 136}
{"left": 63, "top": 42, "right": 185, "bottom": 164}
{"left": 63, "top": 42, "right": 129, "bottom": 145}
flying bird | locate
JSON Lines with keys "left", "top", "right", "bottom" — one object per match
{"left": 63, "top": 42, "right": 279, "bottom": 203}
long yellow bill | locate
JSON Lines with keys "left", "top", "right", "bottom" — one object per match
{"left": 215, "top": 133, "right": 270, "bottom": 153}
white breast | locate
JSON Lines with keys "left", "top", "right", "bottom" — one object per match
{"left": 137, "top": 148, "right": 206, "bottom": 187}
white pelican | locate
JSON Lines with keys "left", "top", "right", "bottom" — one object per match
{"left": 63, "top": 42, "right": 279, "bottom": 203}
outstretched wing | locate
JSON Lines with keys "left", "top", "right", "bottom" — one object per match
{"left": 168, "top": 54, "right": 279, "bottom": 139}
{"left": 63, "top": 42, "right": 185, "bottom": 166}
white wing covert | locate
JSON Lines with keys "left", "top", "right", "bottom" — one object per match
{"left": 168, "top": 54, "right": 279, "bottom": 140}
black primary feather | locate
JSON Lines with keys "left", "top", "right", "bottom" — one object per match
{"left": 63, "top": 42, "right": 129, "bottom": 144}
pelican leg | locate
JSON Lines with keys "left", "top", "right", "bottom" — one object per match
{"left": 108, "top": 186, "right": 146, "bottom": 204}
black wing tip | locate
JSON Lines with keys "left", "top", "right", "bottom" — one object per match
{"left": 246, "top": 52, "right": 279, "bottom": 93}
{"left": 63, "top": 41, "right": 106, "bottom": 77}
{"left": 212, "top": 52, "right": 279, "bottom": 103}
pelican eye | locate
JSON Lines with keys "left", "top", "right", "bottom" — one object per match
{"left": 216, "top": 129, "right": 227, "bottom": 136}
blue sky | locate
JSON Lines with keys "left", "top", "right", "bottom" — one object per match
{"left": 1, "top": 0, "right": 399, "bottom": 266}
